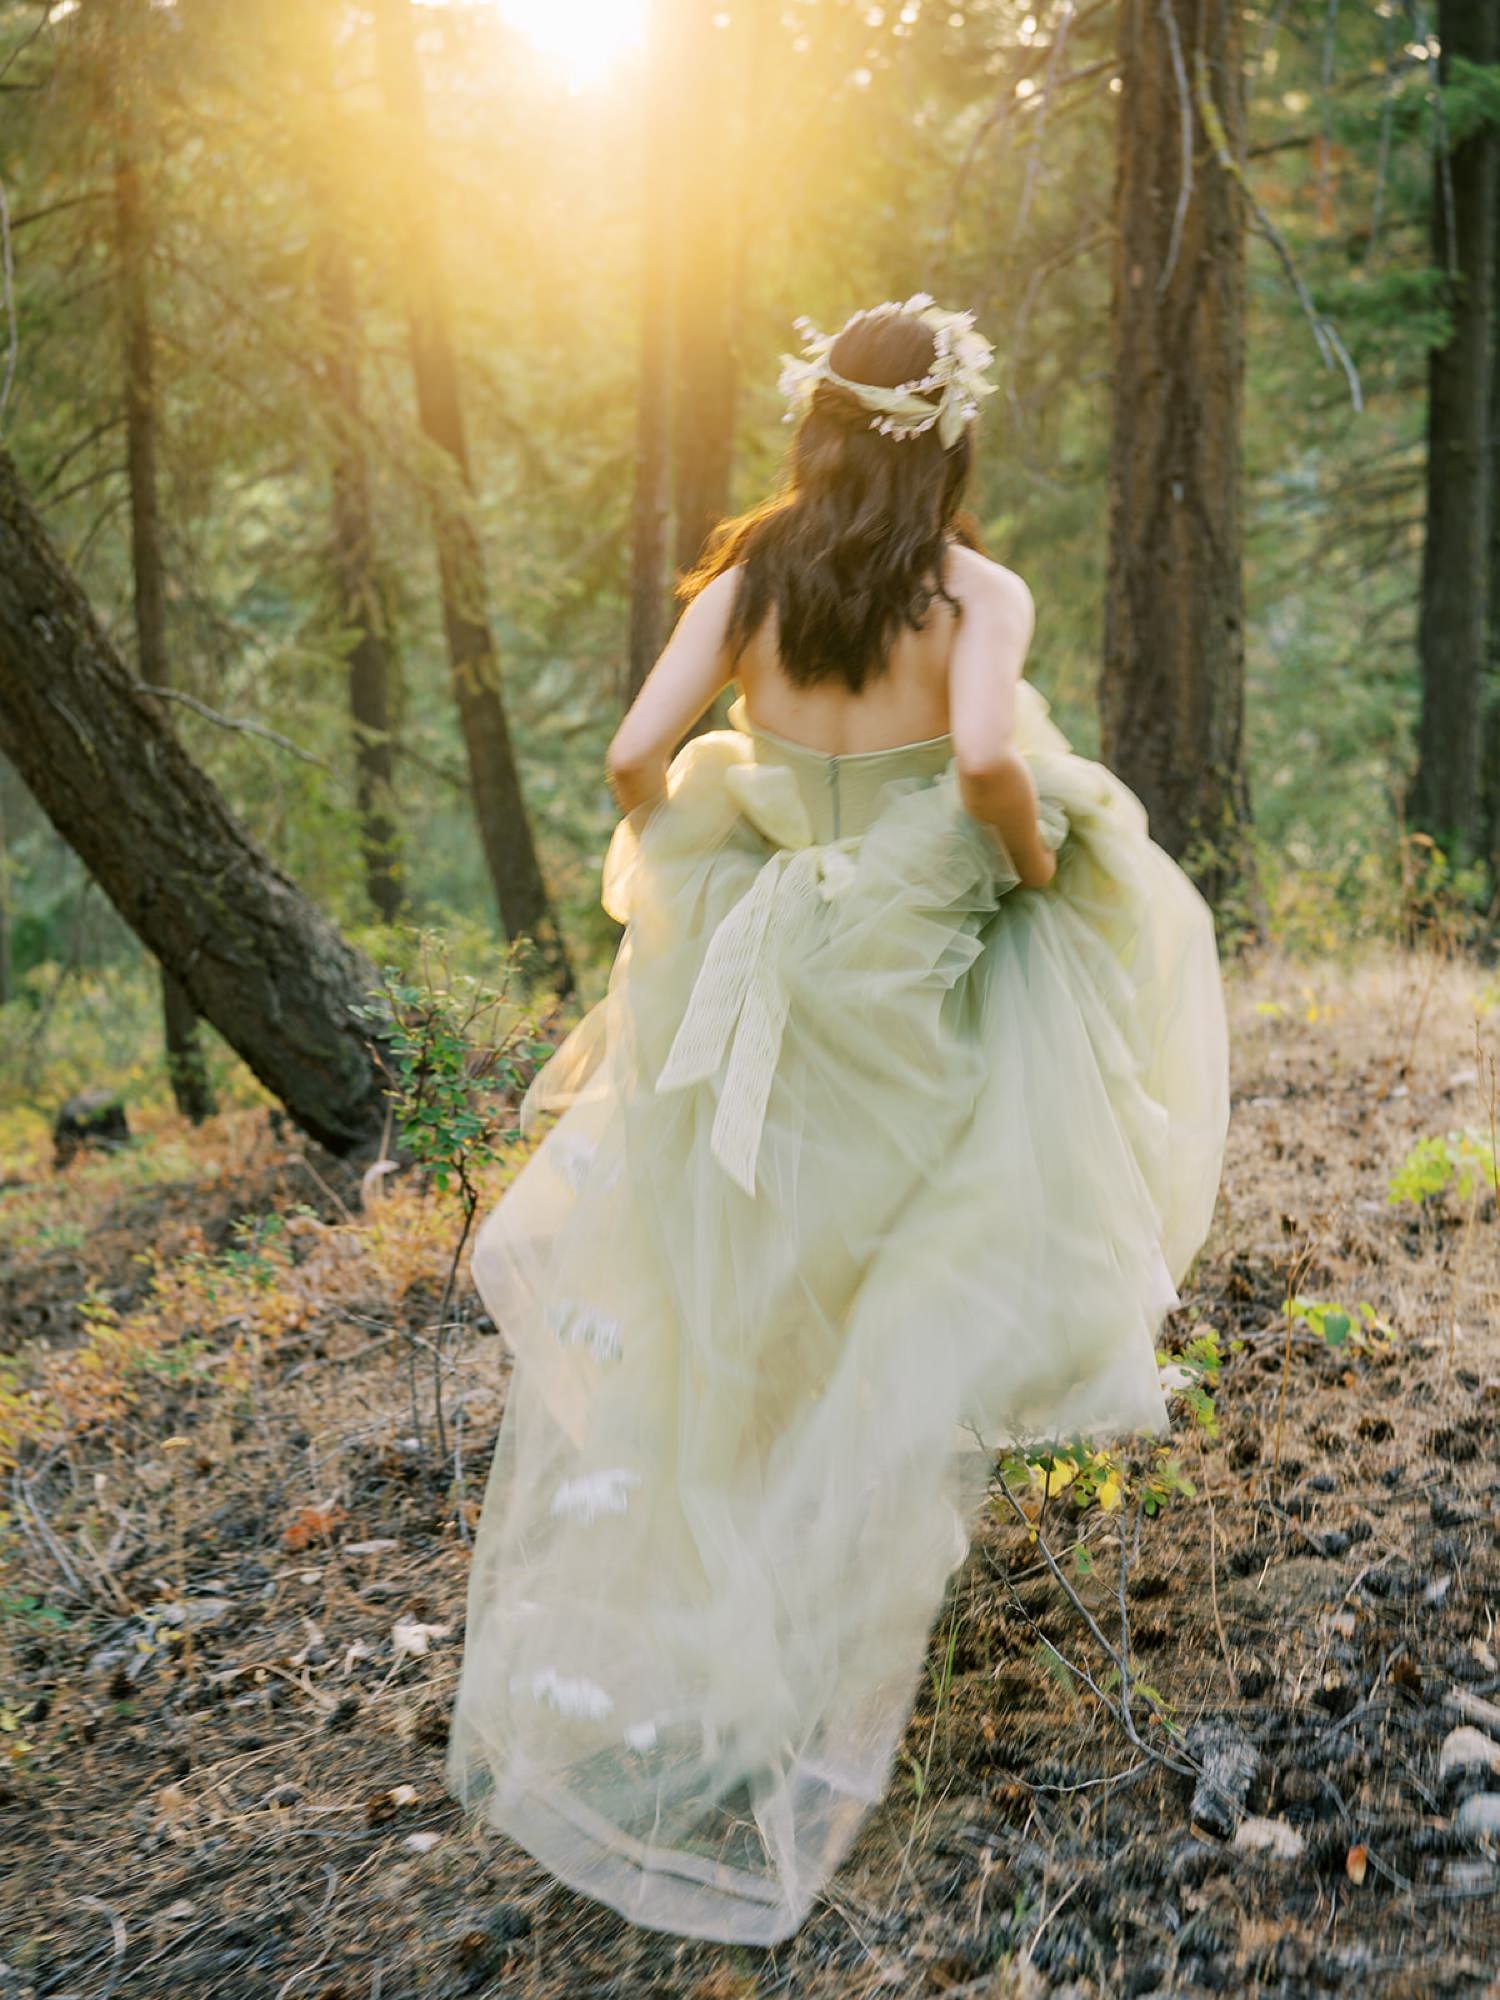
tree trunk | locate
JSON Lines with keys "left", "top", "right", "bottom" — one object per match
{"left": 671, "top": 5, "right": 748, "bottom": 585}
{"left": 0, "top": 778, "right": 11, "bottom": 1009}
{"left": 113, "top": 118, "right": 217, "bottom": 1122}
{"left": 1486, "top": 145, "right": 1500, "bottom": 891}
{"left": 1100, "top": 0, "right": 1251, "bottom": 910}
{"left": 372, "top": 0, "right": 571, "bottom": 996}
{"left": 298, "top": 3, "right": 404, "bottom": 924}
{"left": 1410, "top": 0, "right": 1498, "bottom": 864}
{"left": 317, "top": 233, "right": 404, "bottom": 924}
{"left": 0, "top": 451, "right": 390, "bottom": 1156}
{"left": 627, "top": 0, "right": 681, "bottom": 703}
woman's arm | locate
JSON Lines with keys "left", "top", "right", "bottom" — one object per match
{"left": 946, "top": 554, "right": 1055, "bottom": 889}
{"left": 605, "top": 569, "right": 739, "bottom": 813}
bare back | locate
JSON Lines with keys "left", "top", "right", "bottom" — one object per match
{"left": 732, "top": 544, "right": 1020, "bottom": 755}
{"left": 606, "top": 540, "right": 1039, "bottom": 879}
{"left": 735, "top": 590, "right": 957, "bottom": 754}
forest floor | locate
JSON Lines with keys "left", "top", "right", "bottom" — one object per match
{"left": 1, "top": 946, "right": 1498, "bottom": 2000}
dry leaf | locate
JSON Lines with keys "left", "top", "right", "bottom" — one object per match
{"left": 281, "top": 1503, "right": 348, "bottom": 1552}
{"left": 391, "top": 1619, "right": 451, "bottom": 1664}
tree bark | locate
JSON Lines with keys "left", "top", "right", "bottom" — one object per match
{"left": 0, "top": 778, "right": 11, "bottom": 1009}
{"left": 0, "top": 450, "right": 390, "bottom": 1156}
{"left": 298, "top": 3, "right": 404, "bottom": 924}
{"left": 1100, "top": 0, "right": 1251, "bottom": 910}
{"left": 372, "top": 0, "right": 572, "bottom": 996}
{"left": 1486, "top": 136, "right": 1500, "bottom": 889}
{"left": 1410, "top": 0, "right": 1498, "bottom": 864}
{"left": 316, "top": 232, "right": 404, "bottom": 924}
{"left": 113, "top": 108, "right": 217, "bottom": 1122}
{"left": 627, "top": 0, "right": 681, "bottom": 703}
{"left": 670, "top": 5, "right": 748, "bottom": 584}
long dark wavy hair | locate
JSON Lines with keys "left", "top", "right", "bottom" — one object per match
{"left": 678, "top": 305, "right": 984, "bottom": 693}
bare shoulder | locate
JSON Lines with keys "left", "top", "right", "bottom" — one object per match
{"left": 944, "top": 544, "right": 1034, "bottom": 630}
{"left": 686, "top": 563, "right": 742, "bottom": 623}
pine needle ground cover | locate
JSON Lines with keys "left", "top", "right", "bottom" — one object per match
{"left": 0, "top": 948, "right": 1496, "bottom": 2000}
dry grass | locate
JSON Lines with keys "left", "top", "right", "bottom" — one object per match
{"left": 1, "top": 944, "right": 1497, "bottom": 2000}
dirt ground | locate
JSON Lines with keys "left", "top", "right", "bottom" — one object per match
{"left": 1, "top": 946, "right": 1498, "bottom": 2000}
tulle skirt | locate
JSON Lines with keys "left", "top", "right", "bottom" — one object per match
{"left": 444, "top": 681, "right": 1229, "bottom": 1943}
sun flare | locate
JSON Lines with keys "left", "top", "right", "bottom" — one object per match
{"left": 490, "top": 0, "right": 646, "bottom": 90}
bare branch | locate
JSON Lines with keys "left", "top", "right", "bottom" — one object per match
{"left": 1012, "top": 0, "right": 1076, "bottom": 247}
{"left": 141, "top": 686, "right": 330, "bottom": 768}
{"left": 37, "top": 414, "right": 127, "bottom": 498}
{"left": 11, "top": 189, "right": 109, "bottom": 233}
{"left": 989, "top": 1476, "right": 1198, "bottom": 1777}
{"left": 0, "top": 170, "right": 16, "bottom": 430}
{"left": 1317, "top": 0, "right": 1340, "bottom": 222}
{"left": 1195, "top": 48, "right": 1364, "bottom": 412}
{"left": 1157, "top": 0, "right": 1193, "bottom": 297}
{"left": 0, "top": 1, "right": 49, "bottom": 88}
{"left": 1366, "top": 2, "right": 1399, "bottom": 268}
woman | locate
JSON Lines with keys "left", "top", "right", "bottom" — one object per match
{"left": 445, "top": 295, "right": 1229, "bottom": 1945}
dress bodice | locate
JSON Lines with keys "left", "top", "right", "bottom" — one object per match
{"left": 726, "top": 695, "right": 953, "bottom": 842}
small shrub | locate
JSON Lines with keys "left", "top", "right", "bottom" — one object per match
{"left": 1387, "top": 1131, "right": 1496, "bottom": 1208}
{"left": 1288, "top": 1295, "right": 1396, "bottom": 1351}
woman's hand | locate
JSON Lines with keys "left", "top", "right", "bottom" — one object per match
{"left": 958, "top": 744, "right": 1058, "bottom": 888}
{"left": 1018, "top": 845, "right": 1057, "bottom": 890}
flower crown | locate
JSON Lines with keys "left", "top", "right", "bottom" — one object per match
{"left": 778, "top": 292, "right": 997, "bottom": 448}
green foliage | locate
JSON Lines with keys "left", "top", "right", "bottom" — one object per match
{"left": 1253, "top": 823, "right": 1493, "bottom": 961}
{"left": 1156, "top": 1324, "right": 1239, "bottom": 1438}
{"left": 1289, "top": 1295, "right": 1396, "bottom": 1350}
{"left": 1099, "top": 1659, "right": 1177, "bottom": 1727}
{"left": 0, "top": 0, "right": 1458, "bottom": 1005}
{"left": 358, "top": 937, "right": 552, "bottom": 1201}
{"left": 135, "top": 1333, "right": 212, "bottom": 1384}
{"left": 997, "top": 1437, "right": 1123, "bottom": 1513}
{"left": 1387, "top": 1132, "right": 1497, "bottom": 1208}
{"left": 1441, "top": 56, "right": 1500, "bottom": 148}
{"left": 995, "top": 1434, "right": 1199, "bottom": 1524}
{"left": 0, "top": 1591, "right": 70, "bottom": 1638}
{"left": 1137, "top": 1454, "right": 1198, "bottom": 1520}
{"left": 214, "top": 1214, "right": 292, "bottom": 1291}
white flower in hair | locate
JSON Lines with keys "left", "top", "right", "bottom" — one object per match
{"left": 779, "top": 291, "right": 997, "bottom": 449}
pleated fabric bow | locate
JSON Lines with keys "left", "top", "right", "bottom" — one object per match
{"left": 653, "top": 763, "right": 857, "bottom": 1198}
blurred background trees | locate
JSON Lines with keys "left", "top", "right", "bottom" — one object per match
{"left": 1, "top": 0, "right": 1497, "bottom": 1126}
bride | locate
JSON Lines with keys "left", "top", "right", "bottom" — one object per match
{"left": 444, "top": 294, "right": 1229, "bottom": 1945}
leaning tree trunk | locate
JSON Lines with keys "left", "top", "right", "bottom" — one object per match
{"left": 372, "top": 0, "right": 571, "bottom": 996}
{"left": 1410, "top": 0, "right": 1498, "bottom": 866}
{"left": 1100, "top": 0, "right": 1251, "bottom": 911}
{"left": 299, "top": 0, "right": 404, "bottom": 924}
{"left": 0, "top": 452, "right": 389, "bottom": 1155}
{"left": 626, "top": 0, "right": 681, "bottom": 703}
{"left": 113, "top": 119, "right": 217, "bottom": 1122}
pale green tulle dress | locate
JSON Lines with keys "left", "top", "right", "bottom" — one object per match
{"left": 445, "top": 678, "right": 1229, "bottom": 1945}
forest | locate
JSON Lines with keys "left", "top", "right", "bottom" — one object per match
{"left": 1, "top": 1, "right": 1498, "bottom": 1995}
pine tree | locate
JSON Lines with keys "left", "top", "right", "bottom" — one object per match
{"left": 1101, "top": 0, "right": 1251, "bottom": 911}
